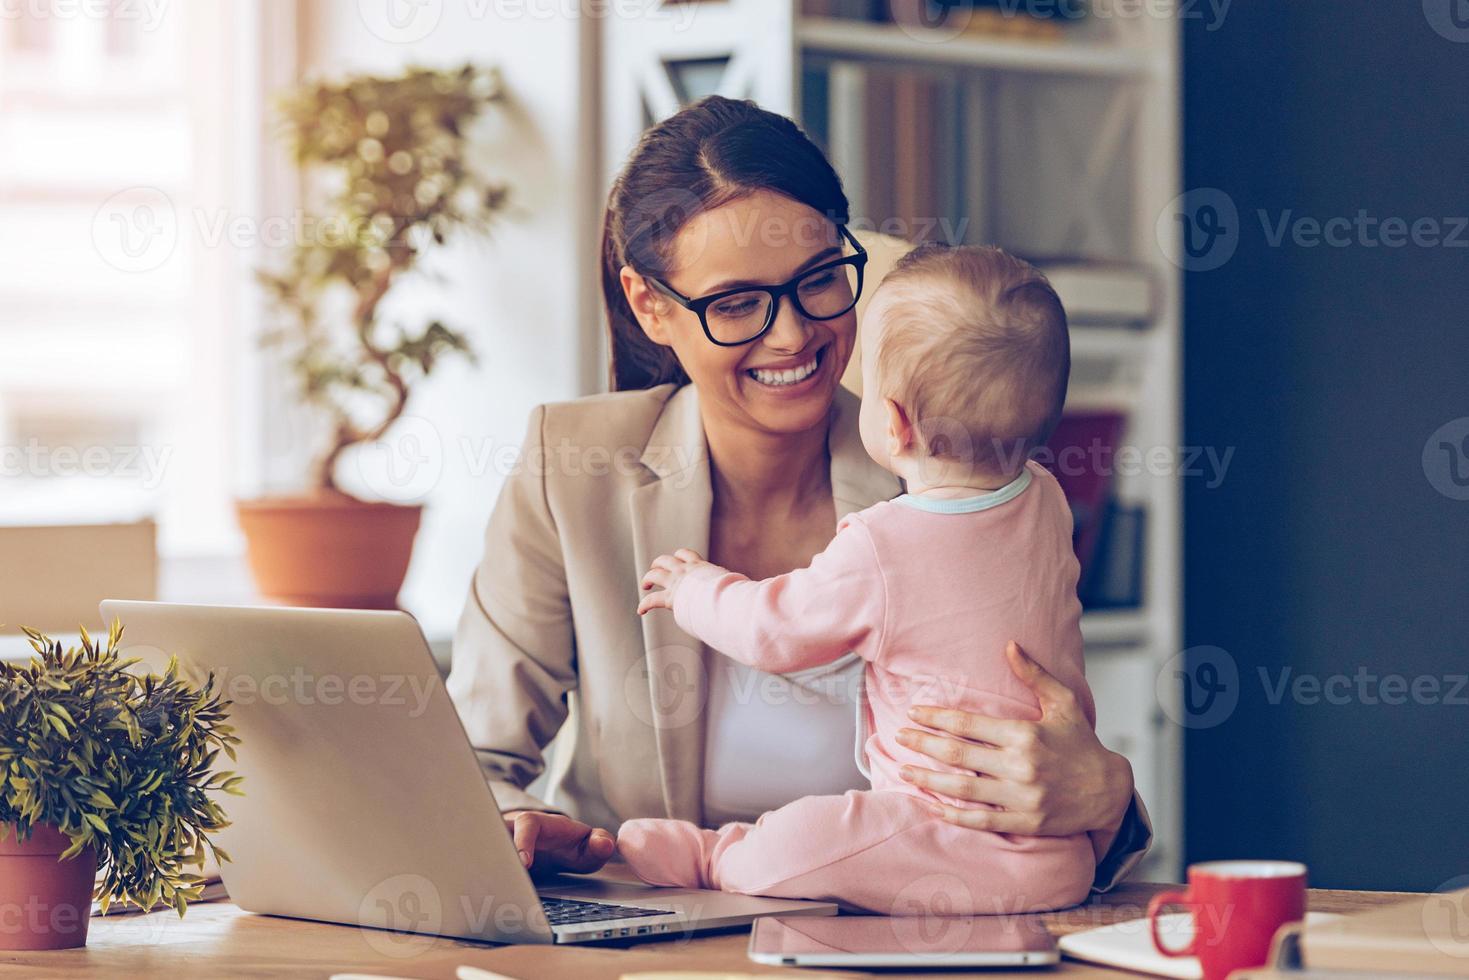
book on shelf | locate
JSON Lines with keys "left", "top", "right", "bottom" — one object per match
{"left": 1037, "top": 260, "right": 1156, "bottom": 325}
{"left": 806, "top": 0, "right": 886, "bottom": 21}
{"left": 883, "top": 0, "right": 1074, "bottom": 39}
{"left": 837, "top": 64, "right": 960, "bottom": 241}
{"left": 1041, "top": 410, "right": 1145, "bottom": 611}
{"left": 1041, "top": 410, "right": 1127, "bottom": 582}
{"left": 1079, "top": 501, "right": 1144, "bottom": 609}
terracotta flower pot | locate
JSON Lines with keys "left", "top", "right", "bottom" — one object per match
{"left": 236, "top": 494, "right": 423, "bottom": 609}
{"left": 0, "top": 824, "right": 97, "bottom": 950}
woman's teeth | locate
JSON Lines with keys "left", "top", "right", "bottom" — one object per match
{"left": 749, "top": 355, "right": 819, "bottom": 387}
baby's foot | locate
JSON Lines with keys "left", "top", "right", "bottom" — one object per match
{"left": 616, "top": 818, "right": 717, "bottom": 889}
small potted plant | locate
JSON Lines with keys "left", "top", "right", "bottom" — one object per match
{"left": 242, "top": 63, "right": 510, "bottom": 608}
{"left": 0, "top": 623, "right": 241, "bottom": 950}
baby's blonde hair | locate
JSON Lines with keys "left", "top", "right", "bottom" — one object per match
{"left": 873, "top": 243, "right": 1069, "bottom": 475}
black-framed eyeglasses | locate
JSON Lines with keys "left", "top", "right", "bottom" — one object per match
{"left": 644, "top": 224, "right": 868, "bottom": 347}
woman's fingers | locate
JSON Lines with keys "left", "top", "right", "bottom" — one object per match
{"left": 901, "top": 642, "right": 1129, "bottom": 840}
{"left": 505, "top": 812, "right": 616, "bottom": 874}
{"left": 898, "top": 766, "right": 1044, "bottom": 831}
{"left": 927, "top": 801, "right": 1042, "bottom": 836}
{"left": 896, "top": 727, "right": 1012, "bottom": 775}
{"left": 673, "top": 548, "right": 704, "bottom": 563}
{"left": 561, "top": 827, "right": 616, "bottom": 873}
{"left": 508, "top": 811, "right": 540, "bottom": 868}
{"left": 1004, "top": 641, "right": 1081, "bottom": 717}
{"left": 905, "top": 705, "right": 1029, "bottom": 748}
{"left": 899, "top": 763, "right": 1005, "bottom": 802}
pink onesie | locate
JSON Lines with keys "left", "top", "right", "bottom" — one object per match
{"left": 617, "top": 460, "right": 1097, "bottom": 915}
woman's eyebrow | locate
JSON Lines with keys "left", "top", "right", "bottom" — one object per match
{"left": 698, "top": 245, "right": 843, "bottom": 295}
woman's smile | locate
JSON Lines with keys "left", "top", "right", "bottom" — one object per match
{"left": 741, "top": 341, "right": 832, "bottom": 397}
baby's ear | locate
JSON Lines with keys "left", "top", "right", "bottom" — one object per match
{"left": 884, "top": 397, "right": 914, "bottom": 457}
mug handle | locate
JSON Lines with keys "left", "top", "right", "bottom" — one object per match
{"left": 1148, "top": 888, "right": 1196, "bottom": 958}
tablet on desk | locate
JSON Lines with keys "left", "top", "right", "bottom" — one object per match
{"left": 748, "top": 913, "right": 1060, "bottom": 968}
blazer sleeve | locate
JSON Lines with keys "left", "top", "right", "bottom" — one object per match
{"left": 1090, "top": 791, "right": 1155, "bottom": 892}
{"left": 447, "top": 404, "right": 576, "bottom": 815}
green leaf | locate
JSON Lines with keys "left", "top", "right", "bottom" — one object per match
{"left": 5, "top": 621, "right": 241, "bottom": 915}
{"left": 45, "top": 712, "right": 70, "bottom": 739}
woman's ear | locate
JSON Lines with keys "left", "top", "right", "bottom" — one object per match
{"left": 884, "top": 397, "right": 914, "bottom": 459}
{"left": 620, "top": 265, "right": 672, "bottom": 347}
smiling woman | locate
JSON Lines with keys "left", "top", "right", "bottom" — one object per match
{"left": 447, "top": 95, "right": 1149, "bottom": 887}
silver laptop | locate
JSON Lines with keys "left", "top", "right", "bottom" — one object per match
{"left": 99, "top": 600, "right": 837, "bottom": 944}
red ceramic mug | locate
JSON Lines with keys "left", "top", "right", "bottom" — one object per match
{"left": 1148, "top": 860, "right": 1307, "bottom": 980}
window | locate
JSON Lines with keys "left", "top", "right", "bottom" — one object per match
{"left": 0, "top": 4, "right": 256, "bottom": 556}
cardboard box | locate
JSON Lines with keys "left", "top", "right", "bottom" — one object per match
{"left": 0, "top": 520, "right": 157, "bottom": 634}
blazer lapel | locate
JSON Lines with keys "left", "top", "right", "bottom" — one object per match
{"left": 628, "top": 384, "right": 711, "bottom": 823}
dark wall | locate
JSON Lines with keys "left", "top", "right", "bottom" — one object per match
{"left": 1182, "top": 1, "right": 1469, "bottom": 890}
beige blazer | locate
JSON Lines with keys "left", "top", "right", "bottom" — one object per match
{"left": 447, "top": 382, "right": 1153, "bottom": 890}
{"left": 447, "top": 381, "right": 895, "bottom": 820}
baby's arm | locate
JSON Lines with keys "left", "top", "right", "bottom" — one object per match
{"left": 638, "top": 519, "right": 886, "bottom": 674}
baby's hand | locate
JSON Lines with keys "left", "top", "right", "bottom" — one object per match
{"left": 638, "top": 548, "right": 712, "bottom": 615}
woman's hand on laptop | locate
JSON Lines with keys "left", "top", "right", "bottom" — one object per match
{"left": 894, "top": 641, "right": 1134, "bottom": 838}
{"left": 503, "top": 810, "right": 616, "bottom": 874}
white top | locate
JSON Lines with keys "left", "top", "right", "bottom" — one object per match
{"left": 701, "top": 647, "right": 870, "bottom": 826}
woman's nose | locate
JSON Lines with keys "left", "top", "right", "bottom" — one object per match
{"left": 762, "top": 298, "right": 811, "bottom": 354}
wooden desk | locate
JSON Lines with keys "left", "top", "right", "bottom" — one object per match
{"left": 0, "top": 882, "right": 1418, "bottom": 979}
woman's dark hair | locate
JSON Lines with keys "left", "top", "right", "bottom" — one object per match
{"left": 601, "top": 96, "right": 850, "bottom": 391}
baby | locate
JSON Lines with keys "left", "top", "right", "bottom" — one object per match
{"left": 618, "top": 243, "right": 1096, "bottom": 915}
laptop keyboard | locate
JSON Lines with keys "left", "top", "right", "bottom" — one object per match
{"left": 540, "top": 897, "right": 669, "bottom": 926}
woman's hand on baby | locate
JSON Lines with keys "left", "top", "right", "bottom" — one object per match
{"left": 895, "top": 641, "right": 1134, "bottom": 838}
{"left": 503, "top": 810, "right": 616, "bottom": 875}
{"left": 637, "top": 548, "right": 711, "bottom": 615}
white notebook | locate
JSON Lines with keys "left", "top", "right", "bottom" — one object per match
{"left": 1059, "top": 911, "right": 1344, "bottom": 978}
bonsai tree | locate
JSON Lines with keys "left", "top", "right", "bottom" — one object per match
{"left": 0, "top": 622, "right": 242, "bottom": 914}
{"left": 257, "top": 64, "right": 509, "bottom": 493}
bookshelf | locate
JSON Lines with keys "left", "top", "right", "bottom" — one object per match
{"left": 798, "top": 16, "right": 1160, "bottom": 77}
{"left": 603, "top": 0, "right": 1183, "bottom": 879}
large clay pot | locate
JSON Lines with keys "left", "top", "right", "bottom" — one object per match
{"left": 236, "top": 494, "right": 422, "bottom": 609}
{"left": 0, "top": 824, "right": 96, "bottom": 950}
